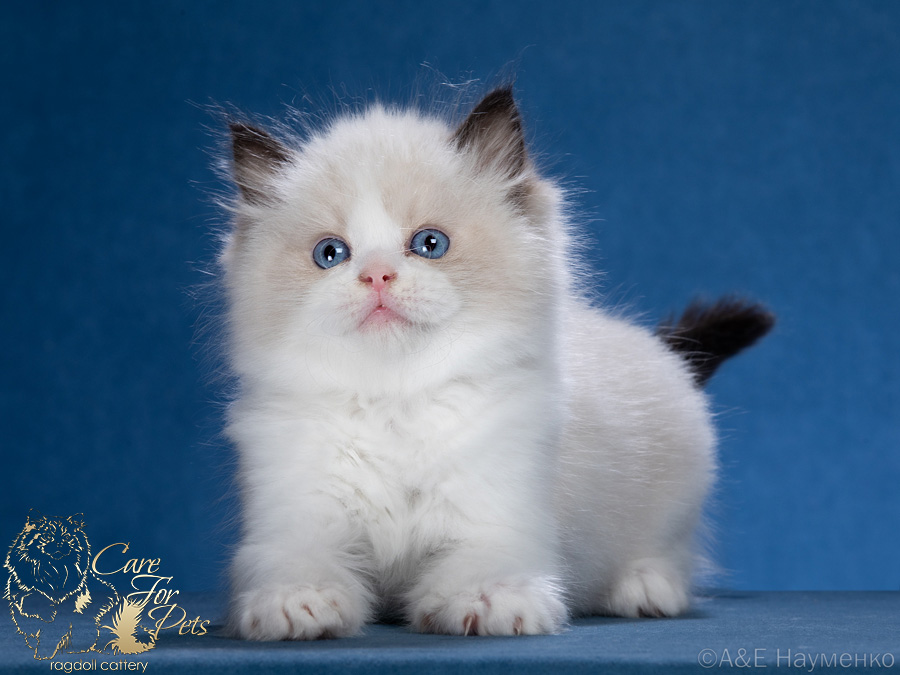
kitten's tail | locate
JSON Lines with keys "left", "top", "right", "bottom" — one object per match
{"left": 657, "top": 298, "right": 775, "bottom": 386}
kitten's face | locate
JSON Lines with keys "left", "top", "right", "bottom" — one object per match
{"left": 224, "top": 91, "right": 564, "bottom": 387}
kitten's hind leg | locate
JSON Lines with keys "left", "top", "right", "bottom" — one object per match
{"left": 606, "top": 557, "right": 691, "bottom": 618}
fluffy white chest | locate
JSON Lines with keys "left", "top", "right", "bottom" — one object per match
{"left": 314, "top": 382, "right": 489, "bottom": 571}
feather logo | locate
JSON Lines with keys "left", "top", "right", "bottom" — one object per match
{"left": 103, "top": 596, "right": 156, "bottom": 655}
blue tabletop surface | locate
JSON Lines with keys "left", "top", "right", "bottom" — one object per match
{"left": 2, "top": 592, "right": 897, "bottom": 674}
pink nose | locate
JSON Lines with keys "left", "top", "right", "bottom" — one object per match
{"left": 358, "top": 265, "right": 397, "bottom": 291}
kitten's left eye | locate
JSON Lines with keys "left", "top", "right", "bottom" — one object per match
{"left": 313, "top": 237, "right": 351, "bottom": 269}
{"left": 409, "top": 229, "right": 450, "bottom": 259}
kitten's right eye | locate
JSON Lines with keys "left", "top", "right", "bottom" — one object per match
{"left": 313, "top": 238, "right": 351, "bottom": 269}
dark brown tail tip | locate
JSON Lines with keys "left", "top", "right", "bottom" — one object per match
{"left": 658, "top": 297, "right": 775, "bottom": 386}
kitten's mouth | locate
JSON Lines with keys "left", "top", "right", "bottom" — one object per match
{"left": 360, "top": 302, "right": 407, "bottom": 329}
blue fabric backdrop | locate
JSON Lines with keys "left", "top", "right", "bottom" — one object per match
{"left": 1, "top": 1, "right": 897, "bottom": 593}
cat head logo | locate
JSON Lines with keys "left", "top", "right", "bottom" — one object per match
{"left": 4, "top": 510, "right": 157, "bottom": 660}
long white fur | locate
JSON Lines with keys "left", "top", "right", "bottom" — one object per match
{"left": 221, "top": 98, "right": 715, "bottom": 639}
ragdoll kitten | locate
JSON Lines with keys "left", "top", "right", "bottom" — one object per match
{"left": 219, "top": 87, "right": 772, "bottom": 639}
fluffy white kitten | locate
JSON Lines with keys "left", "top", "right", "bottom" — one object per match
{"left": 219, "top": 87, "right": 772, "bottom": 639}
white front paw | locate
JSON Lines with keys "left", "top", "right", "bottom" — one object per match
{"left": 409, "top": 577, "right": 567, "bottom": 636}
{"left": 231, "top": 584, "right": 368, "bottom": 640}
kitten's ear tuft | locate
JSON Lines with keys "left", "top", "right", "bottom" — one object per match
{"left": 454, "top": 86, "right": 527, "bottom": 177}
{"left": 230, "top": 122, "right": 291, "bottom": 204}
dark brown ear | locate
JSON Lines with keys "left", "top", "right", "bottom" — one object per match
{"left": 453, "top": 86, "right": 527, "bottom": 177}
{"left": 230, "top": 122, "right": 291, "bottom": 204}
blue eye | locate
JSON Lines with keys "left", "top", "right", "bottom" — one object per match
{"left": 409, "top": 229, "right": 450, "bottom": 259}
{"left": 313, "top": 237, "right": 351, "bottom": 269}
